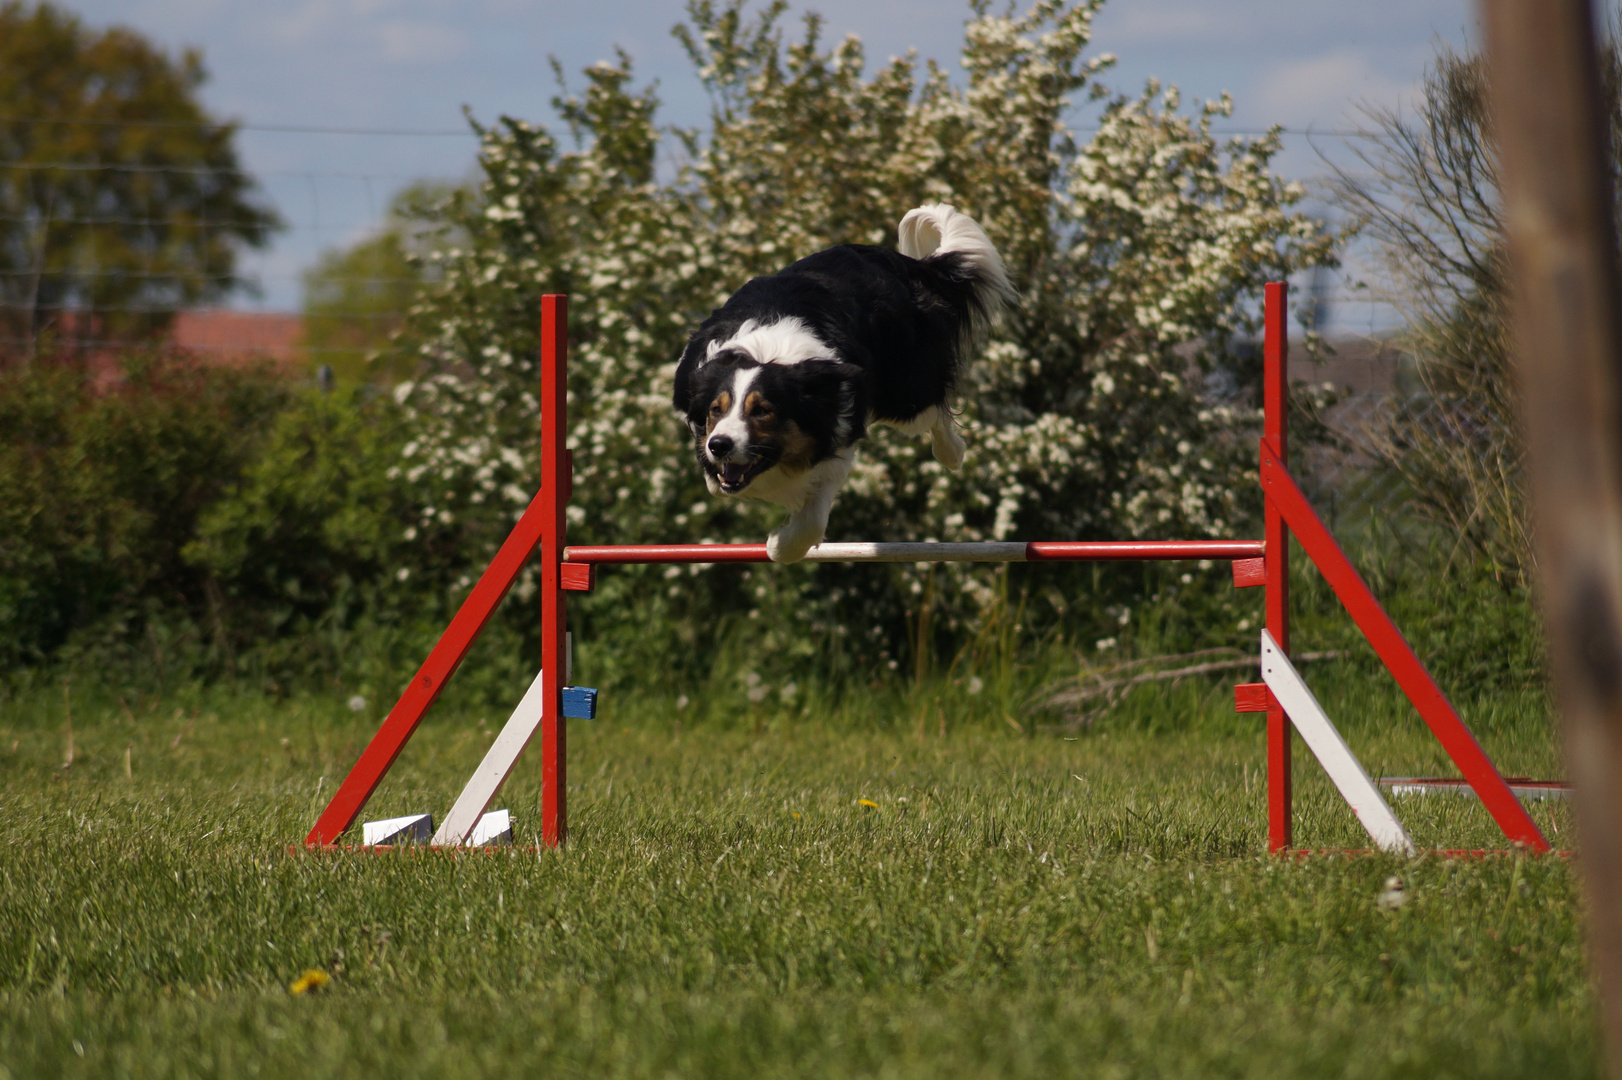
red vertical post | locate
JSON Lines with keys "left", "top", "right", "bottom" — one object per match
{"left": 540, "top": 295, "right": 569, "bottom": 846}
{"left": 1263, "top": 281, "right": 1292, "bottom": 852}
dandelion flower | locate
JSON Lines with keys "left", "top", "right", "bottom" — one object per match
{"left": 858, "top": 799, "right": 879, "bottom": 809}
{"left": 289, "top": 969, "right": 331, "bottom": 995}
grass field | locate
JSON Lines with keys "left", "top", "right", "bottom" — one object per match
{"left": 0, "top": 665, "right": 1594, "bottom": 1079}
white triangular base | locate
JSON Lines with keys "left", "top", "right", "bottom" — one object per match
{"left": 471, "top": 809, "right": 513, "bottom": 846}
{"left": 362, "top": 813, "right": 434, "bottom": 846}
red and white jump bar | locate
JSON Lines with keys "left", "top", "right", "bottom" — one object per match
{"left": 562, "top": 540, "right": 1265, "bottom": 565}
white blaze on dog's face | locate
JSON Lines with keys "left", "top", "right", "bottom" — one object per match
{"left": 704, "top": 364, "right": 760, "bottom": 491}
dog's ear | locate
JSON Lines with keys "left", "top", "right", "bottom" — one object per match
{"left": 672, "top": 339, "right": 704, "bottom": 413}
{"left": 678, "top": 358, "right": 722, "bottom": 426}
{"left": 789, "top": 360, "right": 854, "bottom": 405}
{"left": 793, "top": 361, "right": 866, "bottom": 441}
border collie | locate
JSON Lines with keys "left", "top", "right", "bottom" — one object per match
{"left": 672, "top": 204, "right": 1017, "bottom": 563}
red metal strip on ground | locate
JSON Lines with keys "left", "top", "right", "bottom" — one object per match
{"left": 561, "top": 541, "right": 1264, "bottom": 564}
{"left": 292, "top": 844, "right": 1573, "bottom": 859}
{"left": 1259, "top": 442, "right": 1551, "bottom": 852}
{"left": 303, "top": 487, "right": 550, "bottom": 846}
{"left": 1283, "top": 849, "right": 1572, "bottom": 859}
{"left": 1263, "top": 281, "right": 1292, "bottom": 853}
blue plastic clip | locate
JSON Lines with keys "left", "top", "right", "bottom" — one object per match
{"left": 561, "top": 686, "right": 598, "bottom": 720}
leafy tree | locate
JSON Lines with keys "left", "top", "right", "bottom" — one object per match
{"left": 0, "top": 1, "right": 279, "bottom": 359}
{"left": 301, "top": 181, "right": 465, "bottom": 386}
{"left": 0, "top": 353, "right": 291, "bottom": 669}
{"left": 383, "top": 0, "right": 1336, "bottom": 685}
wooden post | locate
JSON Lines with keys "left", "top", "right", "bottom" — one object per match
{"left": 1482, "top": 0, "right": 1622, "bottom": 1068}
{"left": 1263, "top": 281, "right": 1292, "bottom": 852}
{"left": 540, "top": 295, "right": 569, "bottom": 846}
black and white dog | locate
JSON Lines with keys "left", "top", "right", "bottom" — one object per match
{"left": 672, "top": 204, "right": 1017, "bottom": 563}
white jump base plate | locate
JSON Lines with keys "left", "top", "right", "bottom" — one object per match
{"left": 1379, "top": 777, "right": 1571, "bottom": 801}
{"left": 363, "top": 810, "right": 512, "bottom": 847}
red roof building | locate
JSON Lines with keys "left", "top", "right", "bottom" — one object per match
{"left": 167, "top": 310, "right": 306, "bottom": 371}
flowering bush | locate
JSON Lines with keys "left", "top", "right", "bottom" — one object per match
{"left": 389, "top": 0, "right": 1336, "bottom": 685}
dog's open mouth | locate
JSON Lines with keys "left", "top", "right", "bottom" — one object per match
{"left": 716, "top": 458, "right": 769, "bottom": 494}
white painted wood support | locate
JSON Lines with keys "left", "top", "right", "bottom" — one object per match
{"left": 363, "top": 813, "right": 434, "bottom": 846}
{"left": 1260, "top": 630, "right": 1416, "bottom": 855}
{"left": 432, "top": 667, "right": 546, "bottom": 846}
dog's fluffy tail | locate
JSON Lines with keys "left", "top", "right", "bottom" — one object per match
{"left": 897, "top": 203, "right": 1019, "bottom": 320}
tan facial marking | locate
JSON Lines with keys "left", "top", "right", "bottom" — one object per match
{"left": 705, "top": 390, "right": 732, "bottom": 435}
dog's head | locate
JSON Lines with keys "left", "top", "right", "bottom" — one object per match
{"left": 681, "top": 351, "right": 864, "bottom": 496}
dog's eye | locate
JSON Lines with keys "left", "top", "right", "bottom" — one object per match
{"left": 708, "top": 402, "right": 724, "bottom": 417}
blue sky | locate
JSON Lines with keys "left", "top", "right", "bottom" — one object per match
{"left": 63, "top": 0, "right": 1495, "bottom": 327}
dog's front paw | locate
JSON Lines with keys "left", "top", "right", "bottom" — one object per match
{"left": 767, "top": 522, "right": 822, "bottom": 564}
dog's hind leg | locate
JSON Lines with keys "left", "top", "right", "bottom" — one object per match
{"left": 767, "top": 450, "right": 855, "bottom": 563}
{"left": 883, "top": 405, "right": 966, "bottom": 472}
{"left": 930, "top": 408, "right": 966, "bottom": 471}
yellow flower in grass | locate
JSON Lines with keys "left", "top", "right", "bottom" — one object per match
{"left": 857, "top": 799, "right": 879, "bottom": 809}
{"left": 289, "top": 969, "right": 331, "bottom": 995}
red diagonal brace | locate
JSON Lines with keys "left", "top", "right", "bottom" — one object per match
{"left": 1259, "top": 439, "right": 1550, "bottom": 852}
{"left": 304, "top": 489, "right": 549, "bottom": 846}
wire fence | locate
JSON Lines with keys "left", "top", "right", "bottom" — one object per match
{"left": 3, "top": 131, "right": 1415, "bottom": 522}
{"left": 2, "top": 109, "right": 1405, "bottom": 335}
{"left": 0, "top": 147, "right": 465, "bottom": 343}
{"left": 3, "top": 152, "right": 1442, "bottom": 552}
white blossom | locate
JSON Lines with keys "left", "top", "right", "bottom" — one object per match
{"left": 386, "top": 0, "right": 1336, "bottom": 666}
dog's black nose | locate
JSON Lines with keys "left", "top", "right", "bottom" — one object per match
{"left": 707, "top": 434, "right": 734, "bottom": 458}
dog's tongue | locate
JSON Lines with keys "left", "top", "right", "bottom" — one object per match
{"left": 722, "top": 463, "right": 748, "bottom": 486}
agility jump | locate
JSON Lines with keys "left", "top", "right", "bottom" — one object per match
{"left": 303, "top": 284, "right": 1550, "bottom": 856}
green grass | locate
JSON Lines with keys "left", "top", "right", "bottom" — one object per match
{"left": 0, "top": 669, "right": 1592, "bottom": 1079}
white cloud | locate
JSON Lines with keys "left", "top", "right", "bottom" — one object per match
{"left": 56, "top": 0, "right": 1535, "bottom": 312}
{"left": 262, "top": 2, "right": 343, "bottom": 48}
{"left": 1106, "top": 5, "right": 1227, "bottom": 44}
{"left": 378, "top": 20, "right": 470, "bottom": 63}
{"left": 1251, "top": 50, "right": 1416, "bottom": 130}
